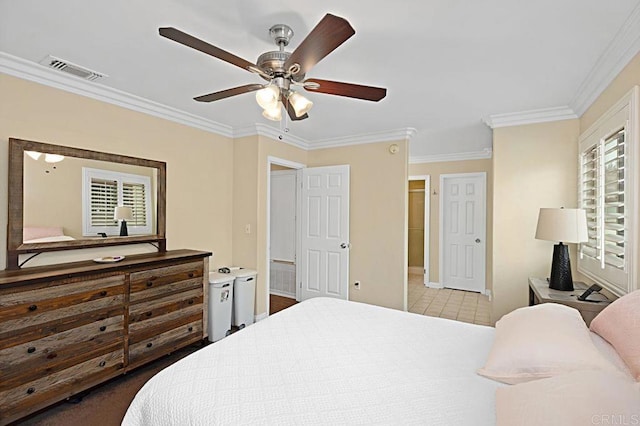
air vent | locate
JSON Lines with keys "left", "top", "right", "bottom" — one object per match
{"left": 39, "top": 55, "right": 107, "bottom": 81}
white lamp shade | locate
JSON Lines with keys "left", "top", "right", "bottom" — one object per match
{"left": 114, "top": 206, "right": 133, "bottom": 221}
{"left": 535, "top": 208, "right": 588, "bottom": 243}
{"left": 44, "top": 153, "right": 65, "bottom": 163}
{"left": 255, "top": 86, "right": 280, "bottom": 110}
{"left": 262, "top": 102, "right": 283, "bottom": 121}
{"left": 25, "top": 151, "right": 42, "bottom": 160}
{"left": 288, "top": 91, "right": 313, "bottom": 117}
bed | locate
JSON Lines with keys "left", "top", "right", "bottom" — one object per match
{"left": 123, "top": 296, "right": 638, "bottom": 425}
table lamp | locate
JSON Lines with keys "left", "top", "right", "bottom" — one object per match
{"left": 114, "top": 206, "right": 133, "bottom": 237}
{"left": 535, "top": 208, "right": 588, "bottom": 291}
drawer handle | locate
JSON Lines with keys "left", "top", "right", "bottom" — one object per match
{"left": 188, "top": 299, "right": 194, "bottom": 305}
{"left": 46, "top": 352, "right": 58, "bottom": 360}
{"left": 146, "top": 342, "right": 153, "bottom": 348}
{"left": 26, "top": 387, "right": 35, "bottom": 395}
{"left": 188, "top": 326, "right": 193, "bottom": 332}
{"left": 146, "top": 281, "right": 153, "bottom": 287}
{"left": 28, "top": 305, "right": 38, "bottom": 312}
{"left": 99, "top": 361, "right": 106, "bottom": 367}
{"left": 188, "top": 272, "right": 194, "bottom": 278}
{"left": 27, "top": 347, "right": 36, "bottom": 354}
{"left": 100, "top": 326, "right": 107, "bottom": 332}
{"left": 100, "top": 291, "right": 107, "bottom": 297}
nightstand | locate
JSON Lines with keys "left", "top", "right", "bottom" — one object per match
{"left": 528, "top": 277, "right": 611, "bottom": 326}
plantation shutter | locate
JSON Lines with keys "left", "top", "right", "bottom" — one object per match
{"left": 122, "top": 182, "right": 147, "bottom": 227}
{"left": 90, "top": 178, "right": 118, "bottom": 228}
{"left": 580, "top": 144, "right": 599, "bottom": 261}
{"left": 602, "top": 129, "right": 625, "bottom": 270}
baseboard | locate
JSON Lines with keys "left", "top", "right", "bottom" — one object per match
{"left": 426, "top": 282, "right": 443, "bottom": 289}
{"left": 254, "top": 312, "right": 268, "bottom": 322}
{"left": 269, "top": 290, "right": 296, "bottom": 299}
{"left": 484, "top": 289, "right": 492, "bottom": 300}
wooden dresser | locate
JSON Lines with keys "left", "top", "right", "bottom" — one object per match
{"left": 0, "top": 249, "right": 210, "bottom": 424}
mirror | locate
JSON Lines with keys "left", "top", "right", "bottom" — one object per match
{"left": 7, "top": 138, "right": 166, "bottom": 269}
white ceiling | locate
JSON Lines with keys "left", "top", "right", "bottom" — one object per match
{"left": 1, "top": 0, "right": 639, "bottom": 157}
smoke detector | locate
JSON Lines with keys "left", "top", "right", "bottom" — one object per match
{"left": 39, "top": 55, "right": 107, "bottom": 81}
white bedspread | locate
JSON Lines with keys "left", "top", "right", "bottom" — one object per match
{"left": 123, "top": 297, "right": 502, "bottom": 426}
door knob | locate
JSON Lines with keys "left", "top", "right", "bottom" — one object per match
{"left": 340, "top": 242, "right": 350, "bottom": 249}
{"left": 475, "top": 238, "right": 481, "bottom": 243}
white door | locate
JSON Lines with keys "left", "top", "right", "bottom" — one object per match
{"left": 299, "top": 165, "right": 350, "bottom": 301}
{"left": 440, "top": 173, "right": 486, "bottom": 293}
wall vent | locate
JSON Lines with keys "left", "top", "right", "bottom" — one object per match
{"left": 38, "top": 55, "right": 107, "bottom": 81}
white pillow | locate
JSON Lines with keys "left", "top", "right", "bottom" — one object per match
{"left": 478, "top": 303, "right": 618, "bottom": 384}
{"left": 496, "top": 370, "right": 640, "bottom": 426}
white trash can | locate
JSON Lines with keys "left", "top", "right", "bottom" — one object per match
{"left": 207, "top": 272, "right": 234, "bottom": 342}
{"left": 230, "top": 268, "right": 257, "bottom": 329}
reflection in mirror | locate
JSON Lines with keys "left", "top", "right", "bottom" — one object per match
{"left": 23, "top": 153, "right": 158, "bottom": 240}
{"left": 7, "top": 138, "right": 166, "bottom": 270}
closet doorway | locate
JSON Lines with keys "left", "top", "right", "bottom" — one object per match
{"left": 408, "top": 176, "right": 430, "bottom": 285}
{"left": 269, "top": 163, "right": 299, "bottom": 312}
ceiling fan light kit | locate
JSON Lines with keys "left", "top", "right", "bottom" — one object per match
{"left": 159, "top": 13, "right": 387, "bottom": 123}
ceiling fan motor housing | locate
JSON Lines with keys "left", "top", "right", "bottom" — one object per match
{"left": 256, "top": 50, "right": 305, "bottom": 81}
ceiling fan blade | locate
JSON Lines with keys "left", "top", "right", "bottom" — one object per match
{"left": 284, "top": 14, "right": 355, "bottom": 77}
{"left": 159, "top": 27, "right": 256, "bottom": 72}
{"left": 303, "top": 79, "right": 387, "bottom": 101}
{"left": 281, "top": 94, "right": 308, "bottom": 121}
{"left": 194, "top": 84, "right": 264, "bottom": 102}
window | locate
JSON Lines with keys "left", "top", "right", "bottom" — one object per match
{"left": 578, "top": 87, "right": 638, "bottom": 296}
{"left": 82, "top": 168, "right": 152, "bottom": 236}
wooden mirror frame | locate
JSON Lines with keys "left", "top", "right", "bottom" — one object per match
{"left": 7, "top": 138, "right": 166, "bottom": 269}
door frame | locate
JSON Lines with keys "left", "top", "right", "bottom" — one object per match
{"left": 408, "top": 175, "right": 430, "bottom": 285}
{"left": 266, "top": 156, "right": 305, "bottom": 317}
{"left": 438, "top": 172, "right": 487, "bottom": 293}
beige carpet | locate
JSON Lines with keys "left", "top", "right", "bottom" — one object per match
{"left": 16, "top": 344, "right": 203, "bottom": 426}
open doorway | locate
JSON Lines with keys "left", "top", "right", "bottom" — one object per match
{"left": 408, "top": 176, "right": 430, "bottom": 285}
{"left": 268, "top": 160, "right": 301, "bottom": 315}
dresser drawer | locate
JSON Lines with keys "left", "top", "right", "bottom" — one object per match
{"left": 0, "top": 294, "right": 125, "bottom": 349}
{"left": 0, "top": 315, "right": 124, "bottom": 390}
{"left": 0, "top": 349, "right": 124, "bottom": 425}
{"left": 130, "top": 261, "right": 203, "bottom": 302}
{"left": 128, "top": 320, "right": 202, "bottom": 368}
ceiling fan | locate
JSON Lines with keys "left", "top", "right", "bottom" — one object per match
{"left": 158, "top": 13, "right": 387, "bottom": 122}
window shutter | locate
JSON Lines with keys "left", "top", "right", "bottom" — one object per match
{"left": 580, "top": 144, "right": 600, "bottom": 261}
{"left": 602, "top": 129, "right": 625, "bottom": 270}
{"left": 122, "top": 182, "right": 147, "bottom": 227}
{"left": 90, "top": 178, "right": 118, "bottom": 228}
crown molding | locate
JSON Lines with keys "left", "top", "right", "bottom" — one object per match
{"left": 570, "top": 2, "right": 640, "bottom": 116}
{"left": 409, "top": 148, "right": 492, "bottom": 164}
{"left": 233, "top": 123, "right": 310, "bottom": 150}
{"left": 0, "top": 51, "right": 235, "bottom": 138}
{"left": 308, "top": 128, "right": 418, "bottom": 150}
{"left": 484, "top": 106, "right": 578, "bottom": 129}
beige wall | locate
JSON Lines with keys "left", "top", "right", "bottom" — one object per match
{"left": 492, "top": 119, "right": 580, "bottom": 321}
{"left": 409, "top": 159, "right": 493, "bottom": 289}
{"left": 308, "top": 140, "right": 409, "bottom": 310}
{"left": 231, "top": 135, "right": 308, "bottom": 316}
{"left": 0, "top": 74, "right": 234, "bottom": 268}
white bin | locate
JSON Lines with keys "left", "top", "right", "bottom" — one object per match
{"left": 231, "top": 268, "right": 257, "bottom": 328}
{"left": 207, "top": 272, "right": 234, "bottom": 342}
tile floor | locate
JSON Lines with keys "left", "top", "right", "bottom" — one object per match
{"left": 408, "top": 274, "right": 493, "bottom": 326}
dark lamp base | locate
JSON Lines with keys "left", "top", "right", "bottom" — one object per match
{"left": 549, "top": 243, "right": 573, "bottom": 291}
{"left": 119, "top": 220, "right": 128, "bottom": 237}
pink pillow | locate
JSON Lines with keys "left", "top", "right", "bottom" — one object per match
{"left": 496, "top": 370, "right": 640, "bottom": 426}
{"left": 23, "top": 226, "right": 64, "bottom": 241}
{"left": 478, "top": 303, "right": 617, "bottom": 384}
{"left": 590, "top": 290, "right": 640, "bottom": 380}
